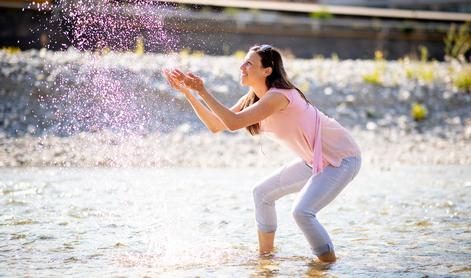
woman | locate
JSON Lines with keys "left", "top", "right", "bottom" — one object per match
{"left": 162, "top": 44, "right": 361, "bottom": 263}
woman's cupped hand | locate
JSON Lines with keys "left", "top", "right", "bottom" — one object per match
{"left": 162, "top": 68, "right": 205, "bottom": 95}
{"left": 162, "top": 68, "right": 191, "bottom": 95}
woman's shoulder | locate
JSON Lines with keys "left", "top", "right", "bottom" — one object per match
{"left": 267, "top": 87, "right": 296, "bottom": 102}
{"left": 267, "top": 87, "right": 296, "bottom": 94}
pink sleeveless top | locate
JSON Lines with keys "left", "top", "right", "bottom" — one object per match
{"left": 260, "top": 88, "right": 361, "bottom": 175}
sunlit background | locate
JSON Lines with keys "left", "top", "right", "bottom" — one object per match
{"left": 1, "top": 0, "right": 470, "bottom": 277}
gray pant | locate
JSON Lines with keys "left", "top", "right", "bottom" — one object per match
{"left": 253, "top": 155, "right": 362, "bottom": 256}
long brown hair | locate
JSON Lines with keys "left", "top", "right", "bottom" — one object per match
{"left": 241, "top": 44, "right": 311, "bottom": 135}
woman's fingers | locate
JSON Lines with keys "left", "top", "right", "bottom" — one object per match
{"left": 163, "top": 69, "right": 187, "bottom": 92}
{"left": 186, "top": 72, "right": 204, "bottom": 92}
{"left": 172, "top": 74, "right": 185, "bottom": 85}
{"left": 166, "top": 71, "right": 184, "bottom": 86}
{"left": 162, "top": 68, "right": 170, "bottom": 79}
{"left": 162, "top": 70, "right": 176, "bottom": 89}
{"left": 171, "top": 69, "right": 185, "bottom": 81}
{"left": 187, "top": 72, "right": 198, "bottom": 79}
{"left": 163, "top": 69, "right": 174, "bottom": 83}
{"left": 186, "top": 73, "right": 198, "bottom": 84}
{"left": 164, "top": 68, "right": 203, "bottom": 93}
{"left": 172, "top": 72, "right": 194, "bottom": 88}
{"left": 163, "top": 71, "right": 178, "bottom": 88}
{"left": 168, "top": 77, "right": 179, "bottom": 89}
{"left": 173, "top": 69, "right": 185, "bottom": 76}
{"left": 172, "top": 69, "right": 198, "bottom": 83}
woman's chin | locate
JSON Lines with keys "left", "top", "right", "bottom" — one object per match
{"left": 240, "top": 78, "right": 249, "bottom": 86}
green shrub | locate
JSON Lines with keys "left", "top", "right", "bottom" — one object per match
{"left": 233, "top": 50, "right": 245, "bottom": 59}
{"left": 444, "top": 22, "right": 471, "bottom": 61}
{"left": 401, "top": 49, "right": 435, "bottom": 84}
{"left": 191, "top": 50, "right": 205, "bottom": 58}
{"left": 417, "top": 67, "right": 434, "bottom": 83}
{"left": 331, "top": 53, "right": 339, "bottom": 62}
{"left": 453, "top": 67, "right": 471, "bottom": 92}
{"left": 224, "top": 7, "right": 241, "bottom": 17}
{"left": 179, "top": 48, "right": 190, "bottom": 57}
{"left": 419, "top": 45, "right": 428, "bottom": 63}
{"left": 363, "top": 69, "right": 383, "bottom": 85}
{"left": 411, "top": 103, "right": 428, "bottom": 121}
{"left": 363, "top": 51, "right": 385, "bottom": 85}
{"left": 1, "top": 46, "right": 21, "bottom": 55}
{"left": 309, "top": 8, "right": 333, "bottom": 20}
{"left": 135, "top": 36, "right": 144, "bottom": 55}
{"left": 99, "top": 46, "right": 111, "bottom": 55}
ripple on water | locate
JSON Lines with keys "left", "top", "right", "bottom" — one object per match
{"left": 64, "top": 256, "right": 80, "bottom": 263}
{"left": 5, "top": 199, "right": 29, "bottom": 206}
{"left": 63, "top": 243, "right": 75, "bottom": 250}
{"left": 452, "top": 267, "right": 471, "bottom": 273}
{"left": 114, "top": 242, "right": 126, "bottom": 248}
{"left": 67, "top": 207, "right": 96, "bottom": 219}
{"left": 10, "top": 233, "right": 27, "bottom": 240}
{"left": 38, "top": 235, "right": 55, "bottom": 240}
{"left": 414, "top": 220, "right": 432, "bottom": 227}
{"left": 11, "top": 219, "right": 38, "bottom": 226}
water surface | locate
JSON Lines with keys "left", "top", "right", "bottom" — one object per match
{"left": 1, "top": 166, "right": 470, "bottom": 277}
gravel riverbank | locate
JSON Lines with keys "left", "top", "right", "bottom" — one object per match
{"left": 0, "top": 49, "right": 470, "bottom": 168}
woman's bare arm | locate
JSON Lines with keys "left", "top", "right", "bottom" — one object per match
{"left": 170, "top": 70, "right": 288, "bottom": 131}
{"left": 198, "top": 88, "right": 287, "bottom": 131}
{"left": 163, "top": 68, "right": 247, "bottom": 133}
{"left": 185, "top": 93, "right": 247, "bottom": 133}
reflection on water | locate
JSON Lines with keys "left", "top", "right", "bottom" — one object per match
{"left": 0, "top": 166, "right": 470, "bottom": 277}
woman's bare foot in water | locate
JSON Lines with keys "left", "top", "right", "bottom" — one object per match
{"left": 317, "top": 250, "right": 336, "bottom": 263}
{"left": 257, "top": 231, "right": 275, "bottom": 255}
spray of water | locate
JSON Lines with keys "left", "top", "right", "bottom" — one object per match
{"left": 27, "top": 0, "right": 191, "bottom": 137}
{"left": 19, "top": 1, "right": 224, "bottom": 264}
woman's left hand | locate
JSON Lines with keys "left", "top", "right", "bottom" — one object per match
{"left": 170, "top": 69, "right": 206, "bottom": 93}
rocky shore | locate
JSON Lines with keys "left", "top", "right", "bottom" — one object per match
{"left": 1, "top": 49, "right": 470, "bottom": 168}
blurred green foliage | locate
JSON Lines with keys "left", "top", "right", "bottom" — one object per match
{"left": 363, "top": 69, "right": 383, "bottom": 85}
{"left": 309, "top": 7, "right": 333, "bottom": 20}
{"left": 223, "top": 7, "right": 241, "bottom": 17}
{"left": 1, "top": 47, "right": 21, "bottom": 55}
{"left": 402, "top": 46, "right": 436, "bottom": 84}
{"left": 249, "top": 8, "right": 260, "bottom": 16}
{"left": 330, "top": 53, "right": 339, "bottom": 62}
{"left": 363, "top": 51, "right": 385, "bottom": 85}
{"left": 178, "top": 48, "right": 205, "bottom": 58}
{"left": 191, "top": 50, "right": 205, "bottom": 58}
{"left": 99, "top": 46, "right": 111, "bottom": 55}
{"left": 411, "top": 103, "right": 428, "bottom": 121}
{"left": 444, "top": 21, "right": 471, "bottom": 62}
{"left": 135, "top": 36, "right": 145, "bottom": 55}
{"left": 419, "top": 45, "right": 428, "bottom": 63}
{"left": 453, "top": 66, "right": 471, "bottom": 92}
{"left": 233, "top": 50, "right": 246, "bottom": 59}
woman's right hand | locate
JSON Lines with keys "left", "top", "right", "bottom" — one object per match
{"left": 162, "top": 68, "right": 191, "bottom": 96}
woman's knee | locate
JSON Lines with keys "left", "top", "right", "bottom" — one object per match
{"left": 252, "top": 185, "right": 267, "bottom": 204}
{"left": 291, "top": 204, "right": 314, "bottom": 223}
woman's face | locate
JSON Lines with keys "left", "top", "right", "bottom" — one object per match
{"left": 239, "top": 51, "right": 271, "bottom": 87}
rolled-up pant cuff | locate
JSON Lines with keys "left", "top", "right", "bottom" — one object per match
{"left": 257, "top": 223, "right": 277, "bottom": 233}
{"left": 312, "top": 242, "right": 334, "bottom": 256}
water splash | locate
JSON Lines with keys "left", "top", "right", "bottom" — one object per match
{"left": 2, "top": 0, "right": 207, "bottom": 170}
{"left": 26, "top": 0, "right": 189, "bottom": 137}
{"left": 50, "top": 0, "right": 180, "bottom": 52}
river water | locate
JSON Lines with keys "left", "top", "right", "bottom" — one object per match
{"left": 1, "top": 165, "right": 470, "bottom": 277}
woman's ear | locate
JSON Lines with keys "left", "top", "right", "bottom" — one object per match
{"left": 264, "top": 67, "right": 273, "bottom": 77}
